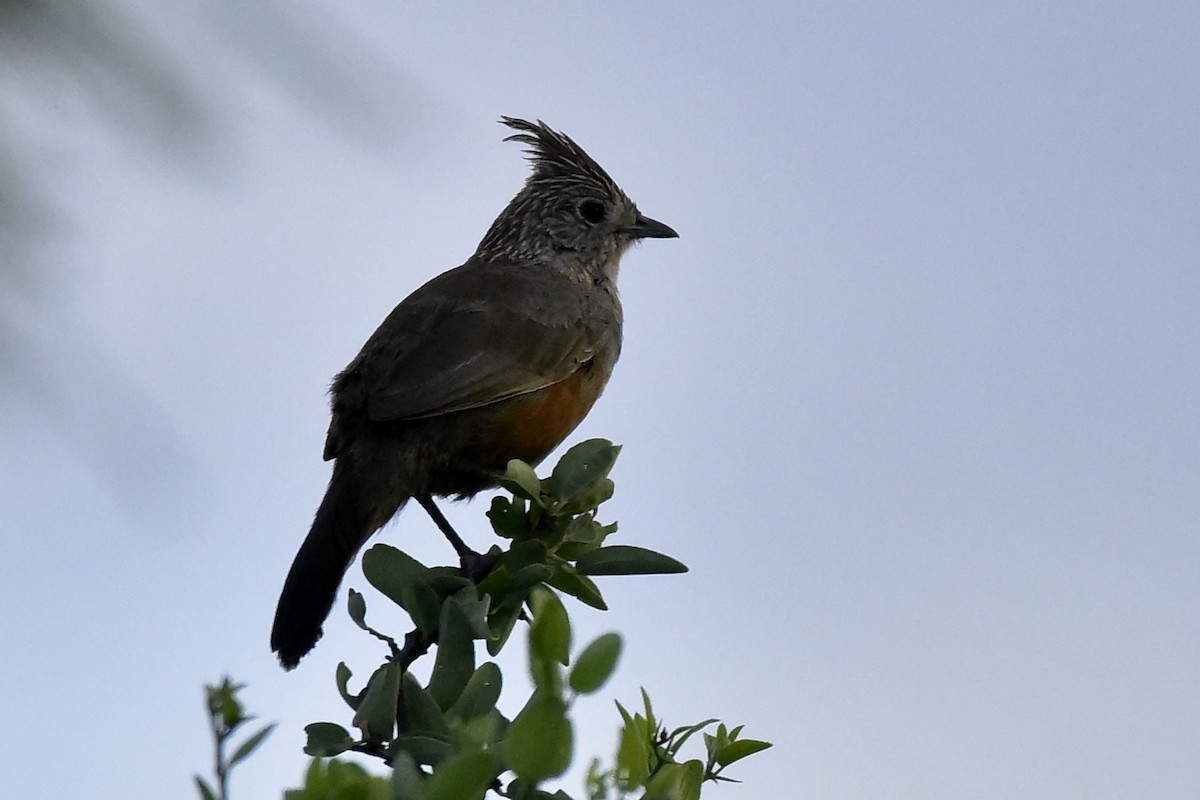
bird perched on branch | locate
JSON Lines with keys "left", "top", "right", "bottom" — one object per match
{"left": 270, "top": 117, "right": 678, "bottom": 669}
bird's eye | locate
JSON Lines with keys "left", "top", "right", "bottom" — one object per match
{"left": 578, "top": 199, "right": 606, "bottom": 225}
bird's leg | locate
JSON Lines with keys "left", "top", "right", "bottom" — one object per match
{"left": 415, "top": 495, "right": 497, "bottom": 580}
{"left": 416, "top": 494, "right": 473, "bottom": 559}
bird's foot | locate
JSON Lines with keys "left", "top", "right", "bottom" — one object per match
{"left": 459, "top": 549, "right": 500, "bottom": 583}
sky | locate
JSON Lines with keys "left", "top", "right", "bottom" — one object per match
{"left": 2, "top": 2, "right": 1198, "bottom": 798}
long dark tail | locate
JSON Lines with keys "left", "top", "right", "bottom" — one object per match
{"left": 270, "top": 465, "right": 405, "bottom": 669}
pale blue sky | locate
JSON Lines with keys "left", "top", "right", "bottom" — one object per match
{"left": 2, "top": 2, "right": 1197, "bottom": 798}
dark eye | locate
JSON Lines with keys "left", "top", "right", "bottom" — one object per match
{"left": 578, "top": 199, "right": 606, "bottom": 224}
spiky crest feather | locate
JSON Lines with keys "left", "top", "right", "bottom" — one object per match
{"left": 499, "top": 116, "right": 619, "bottom": 193}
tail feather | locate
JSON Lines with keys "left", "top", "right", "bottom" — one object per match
{"left": 270, "top": 468, "right": 400, "bottom": 669}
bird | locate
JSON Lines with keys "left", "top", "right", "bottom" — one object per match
{"left": 270, "top": 117, "right": 678, "bottom": 669}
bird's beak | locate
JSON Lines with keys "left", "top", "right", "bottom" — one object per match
{"left": 628, "top": 213, "right": 679, "bottom": 240}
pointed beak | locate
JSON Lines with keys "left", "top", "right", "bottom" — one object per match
{"left": 628, "top": 213, "right": 679, "bottom": 240}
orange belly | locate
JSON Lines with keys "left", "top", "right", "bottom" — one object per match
{"left": 481, "top": 368, "right": 603, "bottom": 466}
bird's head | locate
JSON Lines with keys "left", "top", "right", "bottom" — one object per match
{"left": 475, "top": 117, "right": 677, "bottom": 278}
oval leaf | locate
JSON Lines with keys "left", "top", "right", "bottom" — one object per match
{"left": 362, "top": 545, "right": 430, "bottom": 612}
{"left": 499, "top": 459, "right": 542, "bottom": 501}
{"left": 642, "top": 759, "right": 704, "bottom": 800}
{"left": 715, "top": 738, "right": 773, "bottom": 766}
{"left": 402, "top": 672, "right": 450, "bottom": 737}
{"left": 429, "top": 601, "right": 476, "bottom": 710}
{"left": 347, "top": 589, "right": 367, "bottom": 627}
{"left": 506, "top": 692, "right": 573, "bottom": 783}
{"left": 569, "top": 633, "right": 622, "bottom": 694}
{"left": 547, "top": 439, "right": 621, "bottom": 503}
{"left": 449, "top": 662, "right": 503, "bottom": 722}
{"left": 408, "top": 580, "right": 443, "bottom": 634}
{"left": 529, "top": 589, "right": 571, "bottom": 667}
{"left": 575, "top": 546, "right": 688, "bottom": 576}
{"left": 352, "top": 662, "right": 401, "bottom": 741}
{"left": 426, "top": 751, "right": 500, "bottom": 800}
{"left": 487, "top": 495, "right": 526, "bottom": 538}
{"left": 559, "top": 477, "right": 616, "bottom": 515}
{"left": 303, "top": 722, "right": 354, "bottom": 757}
{"left": 546, "top": 568, "right": 608, "bottom": 611}
{"left": 391, "top": 753, "right": 428, "bottom": 800}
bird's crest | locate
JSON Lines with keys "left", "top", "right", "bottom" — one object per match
{"left": 500, "top": 116, "right": 618, "bottom": 191}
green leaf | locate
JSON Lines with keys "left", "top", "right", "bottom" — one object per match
{"left": 448, "top": 662, "right": 503, "bottom": 722}
{"left": 426, "top": 567, "right": 474, "bottom": 598}
{"left": 362, "top": 545, "right": 429, "bottom": 602}
{"left": 290, "top": 756, "right": 388, "bottom": 797}
{"left": 335, "top": 662, "right": 363, "bottom": 711}
{"left": 477, "top": 540, "right": 551, "bottom": 597}
{"left": 300, "top": 756, "right": 325, "bottom": 796}
{"left": 505, "top": 539, "right": 552, "bottom": 570}
{"left": 563, "top": 514, "right": 603, "bottom": 544}
{"left": 664, "top": 719, "right": 719, "bottom": 756}
{"left": 506, "top": 691, "right": 573, "bottom": 783}
{"left": 527, "top": 589, "right": 570, "bottom": 693}
{"left": 409, "top": 581, "right": 444, "bottom": 634}
{"left": 641, "top": 688, "right": 657, "bottom": 733}
{"left": 614, "top": 707, "right": 651, "bottom": 789}
{"left": 194, "top": 775, "right": 217, "bottom": 800}
{"left": 479, "top": 562, "right": 553, "bottom": 597}
{"left": 426, "top": 750, "right": 500, "bottom": 800}
{"left": 513, "top": 564, "right": 556, "bottom": 591}
{"left": 485, "top": 595, "right": 525, "bottom": 655}
{"left": 575, "top": 546, "right": 688, "bottom": 576}
{"left": 546, "top": 439, "right": 621, "bottom": 505}
{"left": 313, "top": 759, "right": 387, "bottom": 795}
{"left": 569, "top": 633, "right": 622, "bottom": 694}
{"left": 529, "top": 589, "right": 571, "bottom": 666}
{"left": 204, "top": 677, "right": 248, "bottom": 731}
{"left": 586, "top": 759, "right": 609, "bottom": 800}
{"left": 228, "top": 722, "right": 276, "bottom": 768}
{"left": 401, "top": 672, "right": 449, "bottom": 737}
{"left": 391, "top": 753, "right": 428, "bottom": 800}
{"left": 451, "top": 586, "right": 494, "bottom": 639}
{"left": 352, "top": 662, "right": 401, "bottom": 741}
{"left": 498, "top": 459, "right": 542, "bottom": 501}
{"left": 347, "top": 588, "right": 367, "bottom": 627}
{"left": 391, "top": 735, "right": 454, "bottom": 768}
{"left": 303, "top": 722, "right": 354, "bottom": 757}
{"left": 714, "top": 738, "right": 773, "bottom": 766}
{"left": 487, "top": 495, "right": 527, "bottom": 539}
{"left": 558, "top": 476, "right": 615, "bottom": 515}
{"left": 555, "top": 516, "right": 605, "bottom": 561}
{"left": 546, "top": 567, "right": 608, "bottom": 610}
{"left": 615, "top": 699, "right": 634, "bottom": 727}
{"left": 458, "top": 708, "right": 507, "bottom": 751}
{"left": 428, "top": 600, "right": 476, "bottom": 710}
{"left": 504, "top": 778, "right": 575, "bottom": 800}
{"left": 362, "top": 545, "right": 441, "bottom": 632}
{"left": 642, "top": 760, "right": 704, "bottom": 800}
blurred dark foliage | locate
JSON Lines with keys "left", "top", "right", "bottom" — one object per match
{"left": 0, "top": 0, "right": 412, "bottom": 513}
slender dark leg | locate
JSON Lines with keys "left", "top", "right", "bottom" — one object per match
{"left": 415, "top": 494, "right": 499, "bottom": 581}
{"left": 416, "top": 494, "right": 473, "bottom": 559}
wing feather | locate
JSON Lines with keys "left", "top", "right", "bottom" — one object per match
{"left": 355, "top": 264, "right": 600, "bottom": 423}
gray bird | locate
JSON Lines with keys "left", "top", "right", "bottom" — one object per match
{"left": 270, "top": 117, "right": 678, "bottom": 669}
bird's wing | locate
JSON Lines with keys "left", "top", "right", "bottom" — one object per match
{"left": 358, "top": 264, "right": 601, "bottom": 423}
